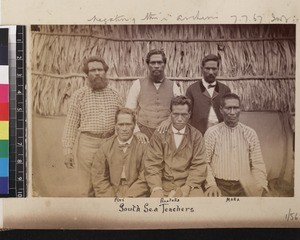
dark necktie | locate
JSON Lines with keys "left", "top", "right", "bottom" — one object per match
{"left": 208, "top": 84, "right": 216, "bottom": 89}
{"left": 174, "top": 131, "right": 185, "bottom": 135}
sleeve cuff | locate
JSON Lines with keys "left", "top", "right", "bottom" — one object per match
{"left": 205, "top": 180, "right": 217, "bottom": 190}
{"left": 152, "top": 187, "right": 163, "bottom": 194}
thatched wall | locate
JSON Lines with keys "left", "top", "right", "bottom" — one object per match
{"left": 31, "top": 25, "right": 295, "bottom": 116}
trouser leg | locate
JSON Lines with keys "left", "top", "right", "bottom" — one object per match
{"left": 76, "top": 133, "right": 108, "bottom": 197}
{"left": 215, "top": 178, "right": 246, "bottom": 197}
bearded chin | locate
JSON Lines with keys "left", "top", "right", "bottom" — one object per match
{"left": 89, "top": 77, "right": 109, "bottom": 90}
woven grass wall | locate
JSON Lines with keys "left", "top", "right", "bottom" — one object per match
{"left": 31, "top": 25, "right": 295, "bottom": 116}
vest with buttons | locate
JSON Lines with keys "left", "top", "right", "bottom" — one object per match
{"left": 137, "top": 78, "right": 174, "bottom": 128}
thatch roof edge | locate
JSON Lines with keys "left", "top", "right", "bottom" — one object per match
{"left": 31, "top": 72, "right": 295, "bottom": 81}
{"left": 32, "top": 32, "right": 295, "bottom": 42}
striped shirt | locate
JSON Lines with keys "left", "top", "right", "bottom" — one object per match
{"left": 62, "top": 86, "right": 123, "bottom": 155}
{"left": 204, "top": 122, "right": 268, "bottom": 190}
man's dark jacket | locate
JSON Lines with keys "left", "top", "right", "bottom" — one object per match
{"left": 186, "top": 80, "right": 231, "bottom": 135}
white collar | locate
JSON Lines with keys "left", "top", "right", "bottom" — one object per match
{"left": 202, "top": 78, "right": 216, "bottom": 89}
{"left": 117, "top": 136, "right": 133, "bottom": 145}
{"left": 152, "top": 77, "right": 165, "bottom": 86}
{"left": 172, "top": 125, "right": 186, "bottom": 134}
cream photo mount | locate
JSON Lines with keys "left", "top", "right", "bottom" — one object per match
{"left": 18, "top": 23, "right": 299, "bottom": 229}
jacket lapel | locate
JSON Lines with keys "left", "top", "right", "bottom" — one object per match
{"left": 199, "top": 80, "right": 211, "bottom": 99}
{"left": 176, "top": 127, "right": 189, "bottom": 153}
{"left": 114, "top": 139, "right": 127, "bottom": 184}
{"left": 124, "top": 138, "right": 135, "bottom": 181}
{"left": 212, "top": 82, "right": 220, "bottom": 99}
{"left": 165, "top": 128, "right": 176, "bottom": 155}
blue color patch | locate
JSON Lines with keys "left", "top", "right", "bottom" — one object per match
{"left": 0, "top": 157, "right": 8, "bottom": 176}
{"left": 0, "top": 176, "right": 8, "bottom": 194}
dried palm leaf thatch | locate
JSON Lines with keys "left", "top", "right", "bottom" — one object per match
{"left": 32, "top": 74, "right": 85, "bottom": 115}
{"left": 225, "top": 78, "right": 295, "bottom": 112}
{"left": 31, "top": 24, "right": 295, "bottom": 116}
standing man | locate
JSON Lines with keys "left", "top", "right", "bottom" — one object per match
{"left": 62, "top": 56, "right": 123, "bottom": 197}
{"left": 204, "top": 93, "right": 268, "bottom": 197}
{"left": 126, "top": 49, "right": 181, "bottom": 143}
{"left": 186, "top": 54, "right": 231, "bottom": 135}
{"left": 91, "top": 108, "right": 149, "bottom": 197}
{"left": 144, "top": 96, "right": 207, "bottom": 197}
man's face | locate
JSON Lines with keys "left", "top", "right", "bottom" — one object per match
{"left": 87, "top": 61, "right": 108, "bottom": 90}
{"left": 171, "top": 104, "right": 190, "bottom": 131}
{"left": 115, "top": 113, "right": 135, "bottom": 142}
{"left": 220, "top": 98, "right": 241, "bottom": 128}
{"left": 202, "top": 60, "right": 219, "bottom": 84}
{"left": 148, "top": 54, "right": 166, "bottom": 82}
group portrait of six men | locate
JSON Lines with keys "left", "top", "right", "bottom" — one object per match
{"left": 62, "top": 49, "right": 268, "bottom": 198}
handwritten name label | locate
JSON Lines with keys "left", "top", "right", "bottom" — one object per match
{"left": 225, "top": 197, "right": 240, "bottom": 203}
{"left": 115, "top": 198, "right": 194, "bottom": 214}
{"left": 114, "top": 197, "right": 124, "bottom": 203}
{"left": 88, "top": 11, "right": 299, "bottom": 24}
{"left": 285, "top": 208, "right": 299, "bottom": 222}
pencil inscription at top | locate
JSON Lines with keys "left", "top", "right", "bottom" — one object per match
{"left": 88, "top": 11, "right": 298, "bottom": 24}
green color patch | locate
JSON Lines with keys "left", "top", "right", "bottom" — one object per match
{"left": 0, "top": 140, "right": 9, "bottom": 158}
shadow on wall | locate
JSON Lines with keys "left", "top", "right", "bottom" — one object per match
{"left": 32, "top": 112, "right": 294, "bottom": 197}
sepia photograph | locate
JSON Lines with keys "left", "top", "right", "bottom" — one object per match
{"left": 0, "top": 0, "right": 299, "bottom": 231}
{"left": 31, "top": 24, "right": 295, "bottom": 199}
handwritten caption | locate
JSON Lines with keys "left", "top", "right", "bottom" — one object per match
{"left": 285, "top": 208, "right": 299, "bottom": 222}
{"left": 225, "top": 197, "right": 240, "bottom": 203}
{"left": 114, "top": 197, "right": 194, "bottom": 214}
{"left": 88, "top": 11, "right": 298, "bottom": 24}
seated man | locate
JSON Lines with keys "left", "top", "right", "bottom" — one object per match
{"left": 91, "top": 108, "right": 149, "bottom": 197}
{"left": 144, "top": 96, "right": 207, "bottom": 197}
{"left": 204, "top": 93, "right": 268, "bottom": 197}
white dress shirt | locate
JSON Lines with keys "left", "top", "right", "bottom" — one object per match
{"left": 202, "top": 79, "right": 219, "bottom": 125}
{"left": 117, "top": 136, "right": 134, "bottom": 179}
{"left": 172, "top": 125, "right": 186, "bottom": 148}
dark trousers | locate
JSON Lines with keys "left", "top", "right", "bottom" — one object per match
{"left": 215, "top": 178, "right": 246, "bottom": 197}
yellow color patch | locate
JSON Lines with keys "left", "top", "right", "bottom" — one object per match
{"left": 0, "top": 121, "right": 9, "bottom": 140}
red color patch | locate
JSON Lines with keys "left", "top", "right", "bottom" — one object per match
{"left": 0, "top": 102, "right": 9, "bottom": 120}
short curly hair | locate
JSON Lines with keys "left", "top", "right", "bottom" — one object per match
{"left": 201, "top": 54, "right": 220, "bottom": 67}
{"left": 170, "top": 96, "right": 192, "bottom": 112}
{"left": 115, "top": 107, "right": 136, "bottom": 125}
{"left": 82, "top": 56, "right": 109, "bottom": 74}
{"left": 145, "top": 49, "right": 167, "bottom": 65}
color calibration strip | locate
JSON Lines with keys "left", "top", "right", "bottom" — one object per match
{"left": 0, "top": 28, "right": 9, "bottom": 194}
{"left": 0, "top": 25, "right": 26, "bottom": 197}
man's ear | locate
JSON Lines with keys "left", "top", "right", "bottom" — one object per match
{"left": 219, "top": 106, "right": 223, "bottom": 114}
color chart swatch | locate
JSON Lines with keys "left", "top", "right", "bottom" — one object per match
{"left": 0, "top": 28, "right": 9, "bottom": 194}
